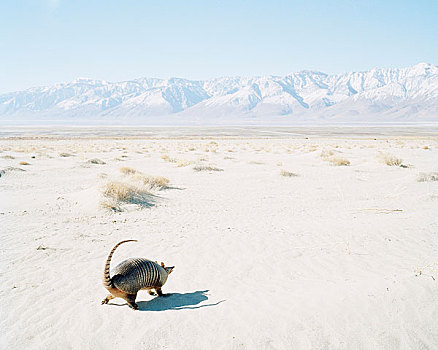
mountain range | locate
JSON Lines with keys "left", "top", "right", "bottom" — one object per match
{"left": 1, "top": 63, "right": 437, "bottom": 124}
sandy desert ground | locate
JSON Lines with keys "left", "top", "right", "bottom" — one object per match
{"left": 1, "top": 127, "right": 438, "bottom": 349}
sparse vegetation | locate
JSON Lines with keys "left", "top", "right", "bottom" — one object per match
{"left": 320, "top": 149, "right": 335, "bottom": 160}
{"left": 19, "top": 161, "right": 30, "bottom": 165}
{"left": 161, "top": 154, "right": 177, "bottom": 163}
{"left": 59, "top": 152, "right": 73, "bottom": 157}
{"left": 177, "top": 159, "right": 195, "bottom": 167}
{"left": 1, "top": 155, "right": 15, "bottom": 159}
{"left": 88, "top": 158, "right": 106, "bottom": 165}
{"left": 417, "top": 172, "right": 438, "bottom": 182}
{"left": 329, "top": 157, "right": 350, "bottom": 166}
{"left": 120, "top": 167, "right": 137, "bottom": 175}
{"left": 320, "top": 149, "right": 350, "bottom": 166}
{"left": 383, "top": 154, "right": 403, "bottom": 167}
{"left": 193, "top": 165, "right": 223, "bottom": 172}
{"left": 280, "top": 170, "right": 298, "bottom": 177}
{"left": 101, "top": 181, "right": 154, "bottom": 211}
{"left": 130, "top": 173, "right": 170, "bottom": 189}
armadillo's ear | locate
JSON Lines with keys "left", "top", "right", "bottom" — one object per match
{"left": 161, "top": 262, "right": 165, "bottom": 267}
{"left": 165, "top": 266, "right": 174, "bottom": 274}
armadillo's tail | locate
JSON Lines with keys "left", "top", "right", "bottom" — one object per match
{"left": 103, "top": 240, "right": 137, "bottom": 288}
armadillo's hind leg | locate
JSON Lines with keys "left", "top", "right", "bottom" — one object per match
{"left": 126, "top": 293, "right": 138, "bottom": 310}
{"left": 101, "top": 294, "right": 115, "bottom": 305}
{"left": 156, "top": 287, "right": 164, "bottom": 297}
{"left": 148, "top": 289, "right": 157, "bottom": 296}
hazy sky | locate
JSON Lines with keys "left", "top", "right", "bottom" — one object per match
{"left": 0, "top": 0, "right": 437, "bottom": 93}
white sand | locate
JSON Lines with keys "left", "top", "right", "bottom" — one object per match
{"left": 1, "top": 130, "right": 438, "bottom": 349}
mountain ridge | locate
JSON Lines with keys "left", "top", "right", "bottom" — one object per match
{"left": 1, "top": 63, "right": 437, "bottom": 124}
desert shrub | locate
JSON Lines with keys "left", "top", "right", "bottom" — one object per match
{"left": 320, "top": 149, "right": 350, "bottom": 166}
{"left": 100, "top": 198, "right": 122, "bottom": 212}
{"left": 329, "top": 157, "right": 350, "bottom": 166}
{"left": 161, "top": 154, "right": 177, "bottom": 163}
{"left": 59, "top": 152, "right": 73, "bottom": 157}
{"left": 88, "top": 158, "right": 106, "bottom": 165}
{"left": 177, "top": 160, "right": 194, "bottom": 167}
{"left": 193, "top": 165, "right": 223, "bottom": 172}
{"left": 417, "top": 172, "right": 438, "bottom": 182}
{"left": 320, "top": 149, "right": 334, "bottom": 160}
{"left": 102, "top": 181, "right": 154, "bottom": 209}
{"left": 383, "top": 154, "right": 403, "bottom": 166}
{"left": 280, "top": 170, "right": 298, "bottom": 177}
{"left": 120, "top": 166, "right": 137, "bottom": 175}
{"left": 19, "top": 161, "right": 30, "bottom": 165}
{"left": 1, "top": 155, "right": 15, "bottom": 159}
{"left": 131, "top": 173, "right": 170, "bottom": 189}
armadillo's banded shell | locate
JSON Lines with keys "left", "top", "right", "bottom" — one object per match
{"left": 111, "top": 258, "right": 168, "bottom": 294}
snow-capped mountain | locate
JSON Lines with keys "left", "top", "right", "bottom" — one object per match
{"left": 1, "top": 63, "right": 437, "bottom": 124}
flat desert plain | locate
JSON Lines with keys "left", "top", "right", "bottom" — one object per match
{"left": 1, "top": 127, "right": 438, "bottom": 349}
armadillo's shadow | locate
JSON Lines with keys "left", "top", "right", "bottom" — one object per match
{"left": 137, "top": 289, "right": 224, "bottom": 311}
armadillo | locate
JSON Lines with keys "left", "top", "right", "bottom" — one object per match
{"left": 101, "top": 240, "right": 174, "bottom": 310}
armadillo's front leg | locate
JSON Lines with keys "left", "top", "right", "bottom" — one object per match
{"left": 126, "top": 293, "right": 138, "bottom": 310}
{"left": 101, "top": 294, "right": 115, "bottom": 305}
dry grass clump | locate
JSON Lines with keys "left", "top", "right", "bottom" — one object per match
{"left": 100, "top": 198, "right": 122, "bottom": 212}
{"left": 320, "top": 149, "right": 350, "bottom": 166}
{"left": 59, "top": 152, "right": 73, "bottom": 157}
{"left": 19, "top": 161, "right": 30, "bottom": 165}
{"left": 320, "top": 149, "right": 335, "bottom": 160}
{"left": 177, "top": 159, "right": 195, "bottom": 167}
{"left": 383, "top": 154, "right": 403, "bottom": 167}
{"left": 103, "top": 181, "right": 138, "bottom": 202}
{"left": 88, "top": 158, "right": 106, "bottom": 165}
{"left": 1, "top": 155, "right": 15, "bottom": 159}
{"left": 248, "top": 161, "right": 264, "bottom": 165}
{"left": 101, "top": 181, "right": 154, "bottom": 211}
{"left": 280, "top": 170, "right": 298, "bottom": 177}
{"left": 417, "top": 172, "right": 438, "bottom": 182}
{"left": 101, "top": 165, "right": 172, "bottom": 211}
{"left": 131, "top": 173, "right": 170, "bottom": 189}
{"left": 0, "top": 166, "right": 26, "bottom": 177}
{"left": 329, "top": 157, "right": 350, "bottom": 166}
{"left": 161, "top": 154, "right": 177, "bottom": 163}
{"left": 193, "top": 165, "right": 223, "bottom": 172}
{"left": 120, "top": 166, "right": 137, "bottom": 175}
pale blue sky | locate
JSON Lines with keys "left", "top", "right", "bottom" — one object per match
{"left": 0, "top": 0, "right": 437, "bottom": 93}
